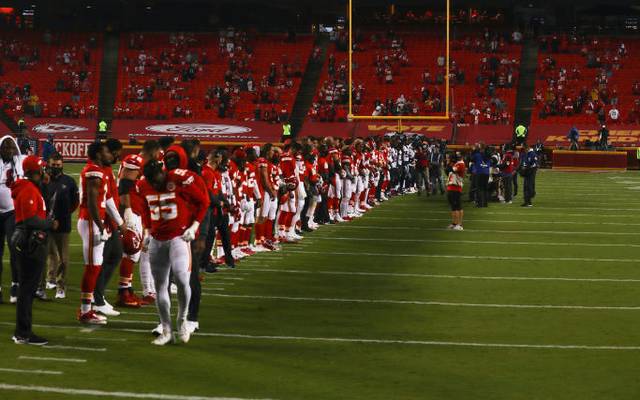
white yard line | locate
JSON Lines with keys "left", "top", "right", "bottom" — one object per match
{"left": 284, "top": 249, "right": 640, "bottom": 263}
{"left": 0, "top": 383, "right": 273, "bottom": 400}
{"left": 363, "top": 216, "right": 640, "bottom": 227}
{"left": 44, "top": 345, "right": 106, "bottom": 352}
{"left": 65, "top": 336, "right": 127, "bottom": 342}
{"left": 112, "top": 319, "right": 158, "bottom": 325}
{"left": 335, "top": 225, "right": 640, "bottom": 236}
{"left": 203, "top": 293, "right": 640, "bottom": 311}
{"left": 193, "top": 332, "right": 640, "bottom": 351}
{"left": 18, "top": 356, "right": 86, "bottom": 363}
{"left": 238, "top": 267, "right": 640, "bottom": 283}
{"left": 0, "top": 368, "right": 62, "bottom": 375}
{"left": 1, "top": 322, "right": 637, "bottom": 351}
{"left": 305, "top": 236, "right": 640, "bottom": 248}
{"left": 200, "top": 288, "right": 226, "bottom": 291}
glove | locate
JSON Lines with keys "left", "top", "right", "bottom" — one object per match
{"left": 181, "top": 221, "right": 200, "bottom": 242}
{"left": 99, "top": 229, "right": 110, "bottom": 243}
{"left": 240, "top": 198, "right": 250, "bottom": 213}
{"left": 142, "top": 229, "right": 151, "bottom": 250}
{"left": 123, "top": 207, "right": 136, "bottom": 230}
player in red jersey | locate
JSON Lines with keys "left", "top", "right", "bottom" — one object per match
{"left": 137, "top": 155, "right": 209, "bottom": 345}
{"left": 116, "top": 140, "right": 160, "bottom": 307}
{"left": 276, "top": 143, "right": 299, "bottom": 242}
{"left": 77, "top": 142, "right": 120, "bottom": 325}
{"left": 254, "top": 144, "right": 279, "bottom": 251}
{"left": 238, "top": 147, "right": 260, "bottom": 254}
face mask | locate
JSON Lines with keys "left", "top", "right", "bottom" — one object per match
{"left": 49, "top": 167, "right": 63, "bottom": 177}
{"left": 164, "top": 156, "right": 180, "bottom": 171}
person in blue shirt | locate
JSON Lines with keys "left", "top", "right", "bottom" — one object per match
{"left": 567, "top": 127, "right": 579, "bottom": 151}
{"left": 520, "top": 143, "right": 539, "bottom": 207}
{"left": 471, "top": 144, "right": 491, "bottom": 207}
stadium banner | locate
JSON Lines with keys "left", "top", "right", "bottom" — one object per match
{"left": 528, "top": 124, "right": 640, "bottom": 147}
{"left": 110, "top": 120, "right": 282, "bottom": 144}
{"left": 454, "top": 124, "right": 513, "bottom": 145}
{"left": 300, "top": 121, "right": 453, "bottom": 140}
{"left": 24, "top": 118, "right": 97, "bottom": 139}
{"left": 39, "top": 138, "right": 93, "bottom": 161}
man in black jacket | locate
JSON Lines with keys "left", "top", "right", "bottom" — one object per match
{"left": 11, "top": 155, "right": 57, "bottom": 345}
{"left": 38, "top": 152, "right": 78, "bottom": 300}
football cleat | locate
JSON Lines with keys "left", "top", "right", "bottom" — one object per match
{"left": 45, "top": 282, "right": 57, "bottom": 290}
{"left": 152, "top": 331, "right": 174, "bottom": 346}
{"left": 55, "top": 289, "right": 66, "bottom": 299}
{"left": 9, "top": 284, "right": 18, "bottom": 304}
{"left": 452, "top": 225, "right": 464, "bottom": 231}
{"left": 184, "top": 320, "right": 199, "bottom": 334}
{"left": 140, "top": 294, "right": 156, "bottom": 305}
{"left": 78, "top": 310, "right": 108, "bottom": 325}
{"left": 240, "top": 247, "right": 255, "bottom": 256}
{"left": 93, "top": 301, "right": 120, "bottom": 316}
{"left": 178, "top": 322, "right": 191, "bottom": 344}
{"left": 151, "top": 323, "right": 163, "bottom": 337}
{"left": 170, "top": 283, "right": 178, "bottom": 295}
{"left": 116, "top": 291, "right": 141, "bottom": 308}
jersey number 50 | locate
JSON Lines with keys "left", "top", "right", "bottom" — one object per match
{"left": 146, "top": 193, "right": 178, "bottom": 221}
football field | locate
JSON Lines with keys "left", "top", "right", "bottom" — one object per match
{"left": 1, "top": 167, "right": 640, "bottom": 400}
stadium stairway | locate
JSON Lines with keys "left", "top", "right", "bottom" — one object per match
{"left": 513, "top": 37, "right": 539, "bottom": 129}
{"left": 97, "top": 32, "right": 120, "bottom": 126}
{"left": 289, "top": 35, "right": 328, "bottom": 137}
{"left": 0, "top": 110, "right": 18, "bottom": 134}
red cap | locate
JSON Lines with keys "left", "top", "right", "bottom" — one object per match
{"left": 22, "top": 155, "right": 45, "bottom": 174}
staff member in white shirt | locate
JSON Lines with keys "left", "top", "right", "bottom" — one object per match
{"left": 0, "top": 135, "right": 25, "bottom": 304}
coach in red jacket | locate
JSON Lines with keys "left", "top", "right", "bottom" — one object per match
{"left": 11, "top": 155, "right": 58, "bottom": 345}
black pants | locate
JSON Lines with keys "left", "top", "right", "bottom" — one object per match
{"left": 94, "top": 228, "right": 123, "bottom": 306}
{"left": 524, "top": 169, "right": 537, "bottom": 204}
{"left": 15, "top": 243, "right": 46, "bottom": 337}
{"left": 513, "top": 172, "right": 518, "bottom": 196}
{"left": 430, "top": 166, "right": 444, "bottom": 194}
{"left": 503, "top": 175, "right": 513, "bottom": 202}
{"left": 468, "top": 173, "right": 477, "bottom": 201}
{"left": 214, "top": 213, "right": 234, "bottom": 266}
{"left": 476, "top": 174, "right": 490, "bottom": 207}
{"left": 0, "top": 210, "right": 17, "bottom": 286}
{"left": 190, "top": 209, "right": 216, "bottom": 322}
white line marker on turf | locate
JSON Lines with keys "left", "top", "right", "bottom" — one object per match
{"left": 305, "top": 236, "right": 640, "bottom": 248}
{"left": 193, "top": 332, "right": 640, "bottom": 351}
{"left": 18, "top": 356, "right": 86, "bottom": 363}
{"left": 284, "top": 249, "right": 640, "bottom": 263}
{"left": 202, "top": 293, "right": 640, "bottom": 311}
{"left": 44, "top": 345, "right": 106, "bottom": 352}
{"left": 364, "top": 216, "right": 640, "bottom": 227}
{"left": 2, "top": 323, "right": 639, "bottom": 352}
{"left": 65, "top": 336, "right": 127, "bottom": 342}
{"left": 0, "top": 368, "right": 63, "bottom": 375}
{"left": 239, "top": 268, "right": 640, "bottom": 283}
{"left": 113, "top": 319, "right": 159, "bottom": 325}
{"left": 335, "top": 225, "right": 640, "bottom": 236}
{"left": 0, "top": 383, "right": 274, "bottom": 400}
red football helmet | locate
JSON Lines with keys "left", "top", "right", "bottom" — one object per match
{"left": 122, "top": 228, "right": 142, "bottom": 255}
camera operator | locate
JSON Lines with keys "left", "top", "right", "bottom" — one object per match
{"left": 472, "top": 143, "right": 490, "bottom": 208}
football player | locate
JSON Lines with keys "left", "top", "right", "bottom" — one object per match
{"left": 137, "top": 151, "right": 209, "bottom": 345}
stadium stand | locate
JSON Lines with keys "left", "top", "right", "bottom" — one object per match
{"left": 532, "top": 34, "right": 639, "bottom": 126}
{"left": 113, "top": 30, "right": 313, "bottom": 122}
{"left": 0, "top": 31, "right": 102, "bottom": 120}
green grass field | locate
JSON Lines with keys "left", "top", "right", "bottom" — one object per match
{"left": 1, "top": 166, "right": 640, "bottom": 400}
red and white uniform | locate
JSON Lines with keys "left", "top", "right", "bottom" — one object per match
{"left": 77, "top": 161, "right": 109, "bottom": 265}
{"left": 257, "top": 157, "right": 278, "bottom": 220}
{"left": 136, "top": 168, "right": 209, "bottom": 241}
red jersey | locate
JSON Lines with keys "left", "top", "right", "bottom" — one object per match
{"left": 256, "top": 157, "right": 276, "bottom": 194}
{"left": 78, "top": 161, "right": 108, "bottom": 221}
{"left": 243, "top": 162, "right": 259, "bottom": 200}
{"left": 279, "top": 151, "right": 296, "bottom": 180}
{"left": 447, "top": 161, "right": 466, "bottom": 192}
{"left": 103, "top": 165, "right": 119, "bottom": 230}
{"left": 136, "top": 168, "right": 210, "bottom": 241}
{"left": 12, "top": 179, "right": 46, "bottom": 223}
{"left": 119, "top": 154, "right": 146, "bottom": 216}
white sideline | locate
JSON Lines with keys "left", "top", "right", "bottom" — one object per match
{"left": 203, "top": 293, "right": 640, "bottom": 311}
{"left": 305, "top": 236, "right": 640, "bottom": 248}
{"left": 0, "top": 322, "right": 638, "bottom": 351}
{"left": 238, "top": 267, "right": 640, "bottom": 283}
{"left": 0, "top": 383, "right": 273, "bottom": 400}
{"left": 19, "top": 356, "right": 86, "bottom": 363}
{"left": 284, "top": 249, "right": 640, "bottom": 263}
{"left": 0, "top": 368, "right": 62, "bottom": 375}
{"left": 335, "top": 225, "right": 640, "bottom": 236}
